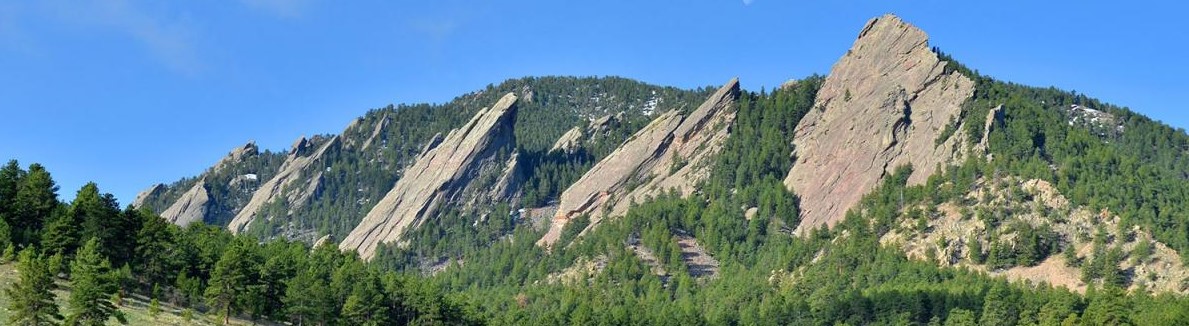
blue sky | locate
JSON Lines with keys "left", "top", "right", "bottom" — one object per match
{"left": 1, "top": 0, "right": 1186, "bottom": 204}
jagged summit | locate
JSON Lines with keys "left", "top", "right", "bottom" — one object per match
{"left": 784, "top": 14, "right": 976, "bottom": 234}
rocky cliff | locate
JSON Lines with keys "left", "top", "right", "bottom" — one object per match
{"left": 341, "top": 93, "right": 521, "bottom": 259}
{"left": 784, "top": 14, "right": 976, "bottom": 234}
{"left": 131, "top": 183, "right": 165, "bottom": 208}
{"left": 158, "top": 179, "right": 210, "bottom": 226}
{"left": 537, "top": 78, "right": 739, "bottom": 248}
{"left": 146, "top": 141, "right": 267, "bottom": 226}
{"left": 549, "top": 113, "right": 621, "bottom": 154}
{"left": 227, "top": 136, "right": 338, "bottom": 233}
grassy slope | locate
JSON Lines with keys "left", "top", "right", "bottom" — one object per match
{"left": 0, "top": 263, "right": 277, "bottom": 326}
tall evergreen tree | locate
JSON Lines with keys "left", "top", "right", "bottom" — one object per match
{"left": 6, "top": 247, "right": 62, "bottom": 326}
{"left": 340, "top": 271, "right": 390, "bottom": 326}
{"left": 65, "top": 238, "right": 123, "bottom": 326}
{"left": 0, "top": 160, "right": 25, "bottom": 242}
{"left": 205, "top": 238, "right": 260, "bottom": 325}
{"left": 979, "top": 283, "right": 1018, "bottom": 326}
{"left": 945, "top": 308, "right": 977, "bottom": 326}
{"left": 11, "top": 163, "right": 58, "bottom": 246}
{"left": 40, "top": 208, "right": 79, "bottom": 257}
{"left": 69, "top": 183, "right": 130, "bottom": 265}
{"left": 284, "top": 267, "right": 332, "bottom": 326}
{"left": 132, "top": 208, "right": 178, "bottom": 288}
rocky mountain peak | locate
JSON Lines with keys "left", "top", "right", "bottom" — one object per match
{"left": 784, "top": 14, "right": 976, "bottom": 234}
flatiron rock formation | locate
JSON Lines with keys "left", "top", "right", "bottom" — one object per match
{"left": 342, "top": 93, "right": 521, "bottom": 259}
{"left": 784, "top": 14, "right": 976, "bottom": 234}
{"left": 538, "top": 78, "right": 740, "bottom": 248}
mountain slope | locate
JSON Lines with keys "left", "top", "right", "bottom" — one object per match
{"left": 139, "top": 77, "right": 712, "bottom": 243}
{"left": 134, "top": 141, "right": 285, "bottom": 227}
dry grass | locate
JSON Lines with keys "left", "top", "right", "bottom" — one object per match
{"left": 0, "top": 262, "right": 278, "bottom": 325}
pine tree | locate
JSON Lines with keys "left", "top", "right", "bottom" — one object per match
{"left": 133, "top": 207, "right": 178, "bottom": 287}
{"left": 284, "top": 267, "right": 330, "bottom": 325}
{"left": 944, "top": 308, "right": 977, "bottom": 326}
{"left": 40, "top": 211, "right": 79, "bottom": 257}
{"left": 6, "top": 247, "right": 62, "bottom": 326}
{"left": 11, "top": 164, "right": 58, "bottom": 246}
{"left": 979, "top": 283, "right": 1018, "bottom": 326}
{"left": 1082, "top": 286, "right": 1130, "bottom": 326}
{"left": 0, "top": 160, "right": 26, "bottom": 237}
{"left": 205, "top": 239, "right": 259, "bottom": 325}
{"left": 65, "top": 238, "right": 123, "bottom": 326}
{"left": 0, "top": 218, "right": 13, "bottom": 253}
{"left": 340, "top": 272, "right": 390, "bottom": 326}
{"left": 1, "top": 244, "right": 15, "bottom": 263}
{"left": 967, "top": 236, "right": 984, "bottom": 264}
{"left": 69, "top": 183, "right": 128, "bottom": 265}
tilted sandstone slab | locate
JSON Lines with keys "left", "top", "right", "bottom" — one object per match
{"left": 159, "top": 179, "right": 210, "bottom": 226}
{"left": 342, "top": 93, "right": 520, "bottom": 259}
{"left": 228, "top": 135, "right": 339, "bottom": 233}
{"left": 784, "top": 14, "right": 975, "bottom": 234}
{"left": 548, "top": 113, "right": 621, "bottom": 154}
{"left": 151, "top": 141, "right": 261, "bottom": 226}
{"left": 550, "top": 127, "right": 584, "bottom": 154}
{"left": 131, "top": 183, "right": 165, "bottom": 209}
{"left": 537, "top": 78, "right": 739, "bottom": 248}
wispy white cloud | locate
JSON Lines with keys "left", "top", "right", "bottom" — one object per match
{"left": 241, "top": 0, "right": 315, "bottom": 19}
{"left": 40, "top": 0, "right": 204, "bottom": 76}
{"left": 743, "top": 0, "right": 755, "bottom": 6}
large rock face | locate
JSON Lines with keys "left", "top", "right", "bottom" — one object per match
{"left": 537, "top": 78, "right": 739, "bottom": 248}
{"left": 131, "top": 183, "right": 165, "bottom": 209}
{"left": 228, "top": 135, "right": 338, "bottom": 233}
{"left": 159, "top": 179, "right": 210, "bottom": 226}
{"left": 342, "top": 93, "right": 520, "bottom": 259}
{"left": 784, "top": 14, "right": 975, "bottom": 234}
{"left": 150, "top": 141, "right": 262, "bottom": 226}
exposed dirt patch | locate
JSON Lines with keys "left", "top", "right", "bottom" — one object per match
{"left": 991, "top": 256, "right": 1086, "bottom": 292}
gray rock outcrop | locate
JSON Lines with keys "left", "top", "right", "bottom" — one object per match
{"left": 228, "top": 135, "right": 339, "bottom": 233}
{"left": 159, "top": 179, "right": 210, "bottom": 226}
{"left": 549, "top": 114, "right": 621, "bottom": 154}
{"left": 341, "top": 93, "right": 521, "bottom": 259}
{"left": 151, "top": 141, "right": 262, "bottom": 226}
{"left": 784, "top": 14, "right": 976, "bottom": 234}
{"left": 131, "top": 183, "right": 165, "bottom": 209}
{"left": 537, "top": 78, "right": 740, "bottom": 248}
{"left": 550, "top": 127, "right": 584, "bottom": 153}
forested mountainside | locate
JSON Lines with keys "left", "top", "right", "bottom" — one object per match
{"left": 135, "top": 76, "right": 714, "bottom": 243}
{"left": 4, "top": 13, "right": 1189, "bottom": 326}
